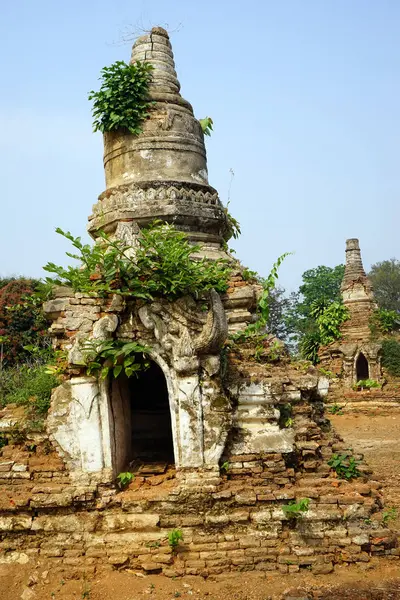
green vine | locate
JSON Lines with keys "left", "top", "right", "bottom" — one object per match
{"left": 88, "top": 60, "right": 154, "bottom": 134}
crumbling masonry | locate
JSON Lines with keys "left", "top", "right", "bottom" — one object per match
{"left": 0, "top": 28, "right": 397, "bottom": 577}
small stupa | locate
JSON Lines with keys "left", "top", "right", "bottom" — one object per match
{"left": 319, "top": 238, "right": 382, "bottom": 385}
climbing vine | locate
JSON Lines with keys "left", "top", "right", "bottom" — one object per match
{"left": 88, "top": 60, "right": 154, "bottom": 134}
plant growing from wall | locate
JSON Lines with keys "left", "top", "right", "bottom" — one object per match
{"left": 352, "top": 379, "right": 380, "bottom": 391}
{"left": 167, "top": 529, "right": 183, "bottom": 551}
{"left": 231, "top": 253, "right": 292, "bottom": 344}
{"left": 282, "top": 498, "right": 310, "bottom": 520}
{"left": 44, "top": 223, "right": 231, "bottom": 300}
{"left": 116, "top": 472, "right": 134, "bottom": 489}
{"left": 199, "top": 116, "right": 213, "bottom": 136}
{"left": 382, "top": 507, "right": 397, "bottom": 526}
{"left": 83, "top": 339, "right": 150, "bottom": 379}
{"left": 381, "top": 339, "right": 400, "bottom": 377}
{"left": 328, "top": 452, "right": 362, "bottom": 480}
{"left": 88, "top": 60, "right": 154, "bottom": 134}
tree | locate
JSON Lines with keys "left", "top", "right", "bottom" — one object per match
{"left": 285, "top": 264, "right": 346, "bottom": 361}
{"left": 266, "top": 286, "right": 293, "bottom": 341}
{"left": 369, "top": 259, "right": 400, "bottom": 313}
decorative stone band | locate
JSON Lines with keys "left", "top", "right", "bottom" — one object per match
{"left": 88, "top": 182, "right": 227, "bottom": 237}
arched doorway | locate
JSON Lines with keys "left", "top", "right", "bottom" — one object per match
{"left": 356, "top": 352, "right": 369, "bottom": 381}
{"left": 110, "top": 361, "right": 175, "bottom": 474}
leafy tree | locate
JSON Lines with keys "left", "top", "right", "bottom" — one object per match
{"left": 285, "top": 265, "right": 345, "bottom": 358}
{"left": 266, "top": 286, "right": 294, "bottom": 341}
{"left": 368, "top": 259, "right": 400, "bottom": 313}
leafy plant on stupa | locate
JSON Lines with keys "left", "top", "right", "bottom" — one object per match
{"left": 43, "top": 222, "right": 231, "bottom": 300}
{"left": 89, "top": 60, "right": 154, "bottom": 134}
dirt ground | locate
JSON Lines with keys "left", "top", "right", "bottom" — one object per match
{"left": 1, "top": 412, "right": 400, "bottom": 600}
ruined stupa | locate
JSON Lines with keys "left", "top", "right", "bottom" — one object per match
{"left": 319, "top": 238, "right": 382, "bottom": 386}
{"left": 0, "top": 28, "right": 395, "bottom": 578}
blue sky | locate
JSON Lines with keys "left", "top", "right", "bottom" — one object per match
{"left": 1, "top": 0, "right": 399, "bottom": 292}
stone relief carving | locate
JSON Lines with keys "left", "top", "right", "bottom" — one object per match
{"left": 138, "top": 289, "right": 227, "bottom": 374}
{"left": 68, "top": 314, "right": 119, "bottom": 366}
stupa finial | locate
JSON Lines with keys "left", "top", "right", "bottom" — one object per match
{"left": 341, "top": 238, "right": 367, "bottom": 290}
{"left": 130, "top": 27, "right": 180, "bottom": 95}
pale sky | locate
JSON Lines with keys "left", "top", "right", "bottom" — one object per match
{"left": 1, "top": 0, "right": 399, "bottom": 292}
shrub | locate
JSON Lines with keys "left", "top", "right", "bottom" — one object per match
{"left": 116, "top": 472, "right": 134, "bottom": 489}
{"left": 328, "top": 452, "right": 362, "bottom": 480}
{"left": 352, "top": 379, "right": 380, "bottom": 390}
{"left": 44, "top": 223, "right": 231, "bottom": 300}
{"left": 300, "top": 331, "right": 320, "bottom": 364}
{"left": 370, "top": 309, "right": 400, "bottom": 335}
{"left": 381, "top": 339, "right": 400, "bottom": 377}
{"left": 83, "top": 339, "right": 150, "bottom": 379}
{"left": 0, "top": 364, "right": 57, "bottom": 416}
{"left": 0, "top": 279, "right": 50, "bottom": 366}
{"left": 88, "top": 60, "right": 154, "bottom": 135}
{"left": 167, "top": 529, "right": 183, "bottom": 551}
{"left": 282, "top": 498, "right": 310, "bottom": 519}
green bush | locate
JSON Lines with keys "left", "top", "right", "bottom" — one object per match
{"left": 352, "top": 379, "right": 380, "bottom": 390}
{"left": 0, "top": 364, "right": 57, "bottom": 416}
{"left": 370, "top": 309, "right": 400, "bottom": 335}
{"left": 44, "top": 223, "right": 231, "bottom": 300}
{"left": 328, "top": 452, "right": 362, "bottom": 480}
{"left": 282, "top": 498, "right": 310, "bottom": 519}
{"left": 167, "top": 529, "right": 183, "bottom": 551}
{"left": 88, "top": 60, "right": 154, "bottom": 135}
{"left": 0, "top": 279, "right": 50, "bottom": 367}
{"left": 381, "top": 339, "right": 400, "bottom": 377}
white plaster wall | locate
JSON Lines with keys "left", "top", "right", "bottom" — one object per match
{"left": 49, "top": 377, "right": 112, "bottom": 473}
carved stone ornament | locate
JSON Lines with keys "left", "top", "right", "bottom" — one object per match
{"left": 138, "top": 289, "right": 227, "bottom": 374}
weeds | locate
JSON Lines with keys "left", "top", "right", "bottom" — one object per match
{"left": 168, "top": 529, "right": 183, "bottom": 551}
{"left": 329, "top": 403, "right": 344, "bottom": 415}
{"left": 382, "top": 508, "right": 397, "bottom": 526}
{"left": 220, "top": 461, "right": 230, "bottom": 474}
{"left": 116, "top": 472, "right": 134, "bottom": 489}
{"left": 282, "top": 498, "right": 310, "bottom": 520}
{"left": 328, "top": 452, "right": 362, "bottom": 480}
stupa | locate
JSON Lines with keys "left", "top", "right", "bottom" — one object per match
{"left": 319, "top": 238, "right": 382, "bottom": 385}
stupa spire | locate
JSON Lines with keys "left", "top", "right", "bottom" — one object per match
{"left": 130, "top": 27, "right": 180, "bottom": 95}
{"left": 341, "top": 238, "right": 368, "bottom": 289}
{"left": 88, "top": 27, "right": 227, "bottom": 255}
{"left": 340, "top": 238, "right": 376, "bottom": 341}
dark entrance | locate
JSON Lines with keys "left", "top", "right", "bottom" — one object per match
{"left": 110, "top": 361, "right": 174, "bottom": 474}
{"left": 356, "top": 352, "right": 369, "bottom": 381}
{"left": 129, "top": 362, "right": 174, "bottom": 463}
